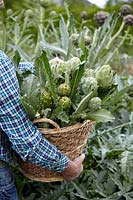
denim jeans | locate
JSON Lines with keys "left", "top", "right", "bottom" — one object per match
{"left": 0, "top": 164, "right": 18, "bottom": 200}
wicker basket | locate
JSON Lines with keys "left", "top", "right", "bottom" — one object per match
{"left": 18, "top": 118, "right": 94, "bottom": 182}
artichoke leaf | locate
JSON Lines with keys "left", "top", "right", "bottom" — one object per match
{"left": 21, "top": 74, "right": 41, "bottom": 111}
{"left": 85, "top": 109, "right": 115, "bottom": 123}
{"left": 21, "top": 96, "right": 36, "bottom": 120}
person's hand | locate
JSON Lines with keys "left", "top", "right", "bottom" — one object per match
{"left": 62, "top": 154, "right": 85, "bottom": 181}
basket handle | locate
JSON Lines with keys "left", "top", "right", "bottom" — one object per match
{"left": 33, "top": 118, "right": 61, "bottom": 131}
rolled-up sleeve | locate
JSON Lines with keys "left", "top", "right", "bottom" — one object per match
{"left": 0, "top": 52, "right": 69, "bottom": 172}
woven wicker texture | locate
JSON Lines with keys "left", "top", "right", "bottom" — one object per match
{"left": 18, "top": 118, "right": 94, "bottom": 182}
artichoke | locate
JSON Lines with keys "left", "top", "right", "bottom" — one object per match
{"left": 6, "top": 9, "right": 13, "bottom": 16}
{"left": 67, "top": 57, "right": 81, "bottom": 72}
{"left": 89, "top": 97, "right": 102, "bottom": 111}
{"left": 25, "top": 9, "right": 34, "bottom": 18}
{"left": 41, "top": 91, "right": 53, "bottom": 109}
{"left": 83, "top": 68, "right": 95, "bottom": 77}
{"left": 123, "top": 14, "right": 133, "bottom": 26}
{"left": 80, "top": 11, "right": 88, "bottom": 20}
{"left": 120, "top": 4, "right": 133, "bottom": 16}
{"left": 81, "top": 77, "right": 98, "bottom": 95}
{"left": 58, "top": 96, "right": 71, "bottom": 110}
{"left": 70, "top": 33, "right": 79, "bottom": 46}
{"left": 94, "top": 11, "right": 109, "bottom": 26}
{"left": 49, "top": 57, "right": 66, "bottom": 74}
{"left": 95, "top": 65, "right": 114, "bottom": 89}
{"left": 58, "top": 83, "right": 71, "bottom": 97}
{"left": 84, "top": 35, "right": 91, "bottom": 46}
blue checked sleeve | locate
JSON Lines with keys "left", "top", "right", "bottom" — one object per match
{"left": 0, "top": 51, "right": 69, "bottom": 172}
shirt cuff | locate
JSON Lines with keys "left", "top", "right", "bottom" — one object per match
{"left": 26, "top": 135, "right": 70, "bottom": 173}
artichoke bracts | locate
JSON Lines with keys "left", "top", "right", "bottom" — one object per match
{"left": 94, "top": 11, "right": 109, "bottom": 26}
{"left": 58, "top": 83, "right": 71, "bottom": 97}
{"left": 88, "top": 97, "right": 102, "bottom": 111}
{"left": 59, "top": 96, "right": 71, "bottom": 110}
{"left": 80, "top": 11, "right": 88, "bottom": 20}
{"left": 95, "top": 65, "right": 114, "bottom": 89}
{"left": 123, "top": 14, "right": 133, "bottom": 26}
{"left": 120, "top": 4, "right": 133, "bottom": 16}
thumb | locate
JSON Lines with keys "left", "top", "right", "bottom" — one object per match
{"left": 73, "top": 154, "right": 85, "bottom": 166}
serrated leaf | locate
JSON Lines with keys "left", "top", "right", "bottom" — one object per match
{"left": 59, "top": 15, "right": 69, "bottom": 52}
{"left": 38, "top": 51, "right": 58, "bottom": 103}
{"left": 21, "top": 97, "right": 36, "bottom": 120}
{"left": 85, "top": 109, "right": 115, "bottom": 122}
{"left": 34, "top": 56, "right": 46, "bottom": 87}
{"left": 8, "top": 44, "right": 31, "bottom": 62}
{"left": 21, "top": 74, "right": 41, "bottom": 111}
{"left": 70, "top": 62, "right": 85, "bottom": 99}
{"left": 120, "top": 151, "right": 129, "bottom": 177}
{"left": 57, "top": 111, "right": 69, "bottom": 123}
{"left": 40, "top": 42, "right": 67, "bottom": 57}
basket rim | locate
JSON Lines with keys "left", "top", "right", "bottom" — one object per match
{"left": 38, "top": 120, "right": 94, "bottom": 135}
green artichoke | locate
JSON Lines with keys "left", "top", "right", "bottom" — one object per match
{"left": 41, "top": 91, "right": 53, "bottom": 109}
{"left": 95, "top": 65, "right": 114, "bottom": 89}
{"left": 83, "top": 68, "right": 95, "bottom": 77}
{"left": 67, "top": 57, "right": 81, "bottom": 72}
{"left": 49, "top": 57, "right": 66, "bottom": 74}
{"left": 58, "top": 83, "right": 71, "bottom": 97}
{"left": 81, "top": 77, "right": 98, "bottom": 95}
{"left": 58, "top": 96, "right": 71, "bottom": 110}
{"left": 89, "top": 97, "right": 102, "bottom": 111}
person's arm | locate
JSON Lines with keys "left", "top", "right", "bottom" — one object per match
{"left": 0, "top": 51, "right": 69, "bottom": 172}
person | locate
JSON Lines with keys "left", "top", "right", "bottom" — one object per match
{"left": 0, "top": 49, "right": 85, "bottom": 199}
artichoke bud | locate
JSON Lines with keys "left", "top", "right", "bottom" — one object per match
{"left": 123, "top": 14, "right": 133, "bottom": 26}
{"left": 41, "top": 91, "right": 53, "bottom": 109}
{"left": 49, "top": 10, "right": 57, "bottom": 17}
{"left": 80, "top": 11, "right": 88, "bottom": 20}
{"left": 84, "top": 35, "right": 91, "bottom": 45}
{"left": 70, "top": 33, "right": 79, "bottom": 46}
{"left": 94, "top": 11, "right": 109, "bottom": 26}
{"left": 25, "top": 9, "right": 34, "bottom": 18}
{"left": 89, "top": 97, "right": 102, "bottom": 111}
{"left": 95, "top": 65, "right": 114, "bottom": 89}
{"left": 40, "top": 0, "right": 49, "bottom": 7}
{"left": 120, "top": 4, "right": 133, "bottom": 16}
{"left": 58, "top": 83, "right": 71, "bottom": 97}
{"left": 67, "top": 57, "right": 81, "bottom": 71}
{"left": 49, "top": 57, "right": 65, "bottom": 74}
{"left": 49, "top": 57, "right": 64, "bottom": 67}
{"left": 6, "top": 9, "right": 13, "bottom": 16}
{"left": 83, "top": 68, "right": 95, "bottom": 77}
{"left": 81, "top": 77, "right": 98, "bottom": 95}
{"left": 58, "top": 96, "right": 71, "bottom": 110}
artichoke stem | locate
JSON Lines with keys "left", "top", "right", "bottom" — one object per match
{"left": 106, "top": 21, "right": 125, "bottom": 49}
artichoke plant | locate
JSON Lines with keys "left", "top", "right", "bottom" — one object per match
{"left": 15, "top": 11, "right": 128, "bottom": 127}
{"left": 19, "top": 51, "right": 116, "bottom": 127}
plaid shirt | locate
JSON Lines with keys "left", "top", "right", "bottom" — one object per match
{"left": 0, "top": 50, "right": 69, "bottom": 172}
